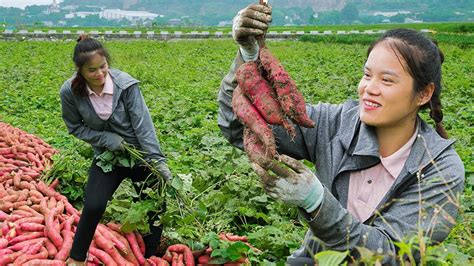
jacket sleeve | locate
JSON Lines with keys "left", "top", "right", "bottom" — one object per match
{"left": 294, "top": 148, "right": 465, "bottom": 264}
{"left": 217, "top": 50, "right": 245, "bottom": 149}
{"left": 123, "top": 84, "right": 166, "bottom": 163}
{"left": 59, "top": 82, "right": 123, "bottom": 151}
{"left": 217, "top": 50, "right": 336, "bottom": 162}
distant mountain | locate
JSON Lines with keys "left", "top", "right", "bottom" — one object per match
{"left": 59, "top": 0, "right": 347, "bottom": 14}
{"left": 59, "top": 0, "right": 473, "bottom": 13}
{"left": 3, "top": 0, "right": 472, "bottom": 26}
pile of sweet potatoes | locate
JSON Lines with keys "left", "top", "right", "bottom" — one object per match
{"left": 0, "top": 122, "right": 253, "bottom": 266}
{"left": 0, "top": 122, "right": 154, "bottom": 265}
{"left": 232, "top": 35, "right": 315, "bottom": 166}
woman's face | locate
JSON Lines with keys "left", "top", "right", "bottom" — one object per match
{"left": 358, "top": 42, "right": 420, "bottom": 130}
{"left": 79, "top": 52, "right": 108, "bottom": 90}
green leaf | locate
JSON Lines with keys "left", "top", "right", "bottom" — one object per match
{"left": 314, "top": 250, "right": 348, "bottom": 266}
{"left": 117, "top": 156, "right": 130, "bottom": 167}
{"left": 171, "top": 175, "right": 184, "bottom": 190}
{"left": 98, "top": 150, "right": 114, "bottom": 162}
{"left": 96, "top": 160, "right": 113, "bottom": 173}
{"left": 226, "top": 241, "right": 250, "bottom": 261}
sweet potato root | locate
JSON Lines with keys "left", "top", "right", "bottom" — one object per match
{"left": 232, "top": 86, "right": 276, "bottom": 156}
{"left": 259, "top": 46, "right": 315, "bottom": 128}
{"left": 243, "top": 128, "right": 273, "bottom": 166}
{"left": 236, "top": 61, "right": 295, "bottom": 137}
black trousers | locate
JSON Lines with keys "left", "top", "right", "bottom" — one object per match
{"left": 69, "top": 160, "right": 164, "bottom": 261}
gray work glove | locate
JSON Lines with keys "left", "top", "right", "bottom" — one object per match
{"left": 151, "top": 160, "right": 173, "bottom": 183}
{"left": 251, "top": 155, "right": 324, "bottom": 213}
{"left": 105, "top": 132, "right": 125, "bottom": 152}
{"left": 232, "top": 4, "right": 272, "bottom": 62}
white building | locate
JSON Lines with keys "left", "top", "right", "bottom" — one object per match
{"left": 99, "top": 9, "right": 159, "bottom": 21}
{"left": 405, "top": 18, "right": 423, "bottom": 23}
{"left": 373, "top": 11, "right": 411, "bottom": 17}
{"left": 65, "top": 12, "right": 99, "bottom": 19}
{"left": 218, "top": 20, "right": 232, "bottom": 27}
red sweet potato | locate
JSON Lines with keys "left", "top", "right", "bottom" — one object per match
{"left": 54, "top": 215, "right": 75, "bottom": 260}
{"left": 164, "top": 244, "right": 195, "bottom": 266}
{"left": 259, "top": 46, "right": 315, "bottom": 128}
{"left": 149, "top": 256, "right": 170, "bottom": 266}
{"left": 107, "top": 228, "right": 138, "bottom": 265}
{"left": 0, "top": 238, "right": 8, "bottom": 249}
{"left": 232, "top": 86, "right": 276, "bottom": 156}
{"left": 9, "top": 231, "right": 44, "bottom": 245}
{"left": 13, "top": 246, "right": 48, "bottom": 265}
{"left": 124, "top": 232, "right": 146, "bottom": 265}
{"left": 21, "top": 222, "right": 45, "bottom": 232}
{"left": 0, "top": 248, "right": 13, "bottom": 256}
{"left": 135, "top": 231, "right": 146, "bottom": 256}
{"left": 107, "top": 246, "right": 134, "bottom": 266}
{"left": 237, "top": 61, "right": 295, "bottom": 137}
{"left": 97, "top": 224, "right": 128, "bottom": 255}
{"left": 243, "top": 128, "right": 272, "bottom": 166}
{"left": 23, "top": 259, "right": 66, "bottom": 266}
{"left": 45, "top": 238, "right": 58, "bottom": 258}
{"left": 88, "top": 246, "right": 117, "bottom": 266}
{"left": 45, "top": 207, "right": 63, "bottom": 250}
{"left": 93, "top": 230, "right": 114, "bottom": 251}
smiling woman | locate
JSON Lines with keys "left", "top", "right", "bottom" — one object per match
{"left": 217, "top": 4, "right": 465, "bottom": 264}
{"left": 59, "top": 35, "right": 173, "bottom": 264}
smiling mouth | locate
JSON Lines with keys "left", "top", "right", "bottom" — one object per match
{"left": 364, "top": 100, "right": 381, "bottom": 108}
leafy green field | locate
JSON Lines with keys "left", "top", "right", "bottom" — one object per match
{"left": 0, "top": 37, "right": 472, "bottom": 264}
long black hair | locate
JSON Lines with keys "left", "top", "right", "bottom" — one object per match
{"left": 368, "top": 28, "right": 448, "bottom": 139}
{"left": 71, "top": 35, "right": 111, "bottom": 97}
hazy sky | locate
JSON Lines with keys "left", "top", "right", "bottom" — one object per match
{"left": 0, "top": 0, "right": 63, "bottom": 9}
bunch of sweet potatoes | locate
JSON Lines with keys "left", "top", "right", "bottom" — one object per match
{"left": 232, "top": 39, "right": 314, "bottom": 166}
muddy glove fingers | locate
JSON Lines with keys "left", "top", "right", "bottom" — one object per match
{"left": 252, "top": 156, "right": 324, "bottom": 213}
{"left": 252, "top": 162, "right": 275, "bottom": 186}
{"left": 278, "top": 154, "right": 309, "bottom": 174}
{"left": 233, "top": 4, "right": 272, "bottom": 45}
{"left": 251, "top": 163, "right": 284, "bottom": 199}
{"left": 233, "top": 4, "right": 272, "bottom": 61}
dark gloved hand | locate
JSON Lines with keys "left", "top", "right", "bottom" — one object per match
{"left": 232, "top": 3, "right": 272, "bottom": 61}
{"left": 151, "top": 160, "right": 173, "bottom": 183}
{"left": 107, "top": 133, "right": 125, "bottom": 152}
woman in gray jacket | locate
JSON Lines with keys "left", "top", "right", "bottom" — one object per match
{"left": 60, "top": 35, "right": 172, "bottom": 264}
{"left": 218, "top": 4, "right": 465, "bottom": 265}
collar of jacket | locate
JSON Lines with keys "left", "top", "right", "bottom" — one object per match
{"left": 338, "top": 105, "right": 456, "bottom": 176}
{"left": 108, "top": 68, "right": 139, "bottom": 114}
{"left": 70, "top": 68, "right": 140, "bottom": 116}
{"left": 71, "top": 68, "right": 139, "bottom": 92}
{"left": 108, "top": 68, "right": 139, "bottom": 90}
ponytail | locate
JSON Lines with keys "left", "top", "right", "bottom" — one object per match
{"left": 71, "top": 72, "right": 88, "bottom": 97}
{"left": 428, "top": 42, "right": 448, "bottom": 139}
{"left": 429, "top": 93, "right": 448, "bottom": 139}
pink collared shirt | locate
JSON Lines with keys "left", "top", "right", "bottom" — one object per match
{"left": 347, "top": 129, "right": 418, "bottom": 222}
{"left": 87, "top": 74, "right": 114, "bottom": 121}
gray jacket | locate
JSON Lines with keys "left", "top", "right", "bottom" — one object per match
{"left": 217, "top": 53, "right": 465, "bottom": 264}
{"left": 60, "top": 68, "right": 166, "bottom": 163}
